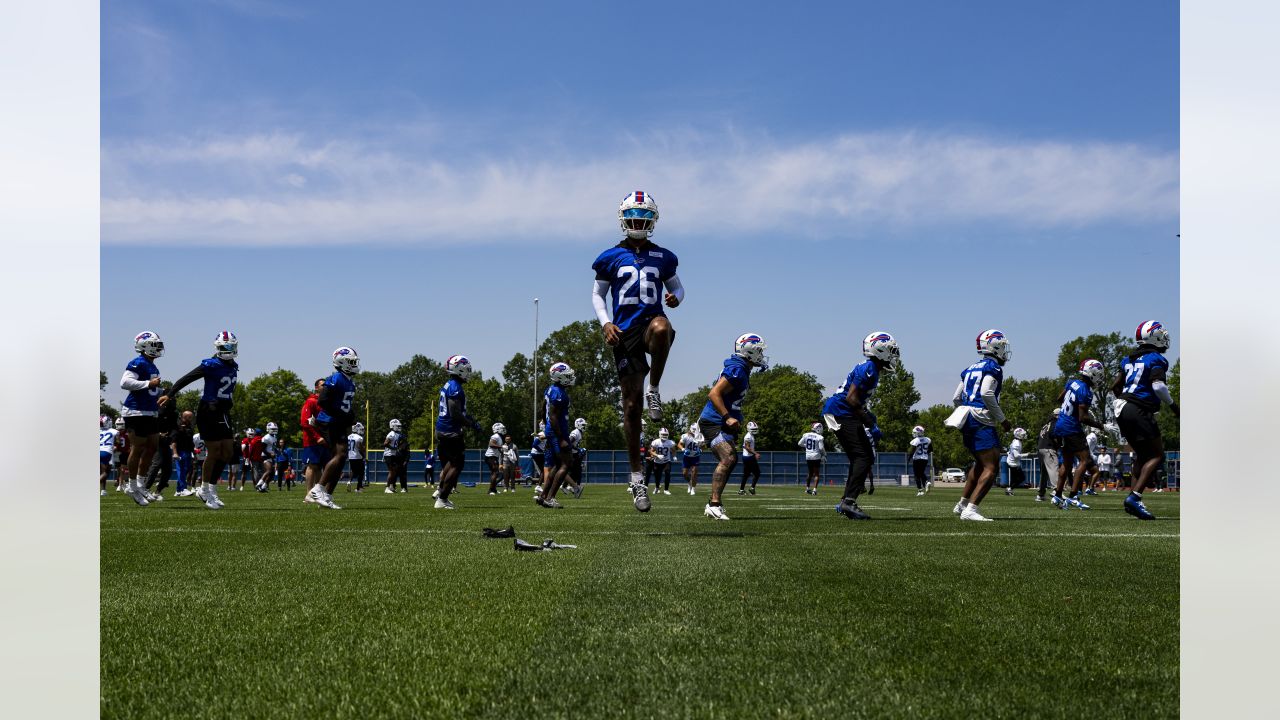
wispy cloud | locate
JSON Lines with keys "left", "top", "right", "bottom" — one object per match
{"left": 102, "top": 128, "right": 1178, "bottom": 246}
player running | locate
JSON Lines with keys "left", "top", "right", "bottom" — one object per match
{"left": 1050, "top": 359, "right": 1108, "bottom": 511}
{"left": 799, "top": 422, "right": 826, "bottom": 496}
{"left": 1111, "top": 321, "right": 1179, "bottom": 520}
{"left": 649, "top": 427, "right": 675, "bottom": 495}
{"left": 591, "top": 190, "right": 685, "bottom": 511}
{"left": 698, "top": 333, "right": 768, "bottom": 520}
{"left": 947, "top": 329, "right": 1012, "bottom": 522}
{"left": 537, "top": 362, "right": 576, "bottom": 509}
{"left": 434, "top": 355, "right": 483, "bottom": 510}
{"left": 909, "top": 425, "right": 932, "bottom": 496}
{"left": 309, "top": 347, "right": 361, "bottom": 510}
{"left": 678, "top": 425, "right": 704, "bottom": 495}
{"left": 118, "top": 331, "right": 165, "bottom": 507}
{"left": 738, "top": 421, "right": 761, "bottom": 496}
{"left": 823, "top": 332, "right": 900, "bottom": 521}
{"left": 161, "top": 330, "right": 239, "bottom": 510}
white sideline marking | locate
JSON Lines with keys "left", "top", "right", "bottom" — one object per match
{"left": 101, "top": 527, "right": 1178, "bottom": 539}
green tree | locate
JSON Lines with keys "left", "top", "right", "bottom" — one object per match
{"left": 864, "top": 359, "right": 921, "bottom": 452}
{"left": 535, "top": 320, "right": 620, "bottom": 419}
{"left": 1156, "top": 359, "right": 1180, "bottom": 449}
{"left": 916, "top": 404, "right": 969, "bottom": 471}
{"left": 235, "top": 369, "right": 310, "bottom": 446}
{"left": 99, "top": 371, "right": 119, "bottom": 420}
{"left": 1000, "top": 376, "right": 1062, "bottom": 439}
{"left": 740, "top": 365, "right": 825, "bottom": 451}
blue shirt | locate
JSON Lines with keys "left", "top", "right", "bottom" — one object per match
{"left": 530, "top": 437, "right": 543, "bottom": 456}
{"left": 956, "top": 357, "right": 1004, "bottom": 410}
{"left": 822, "top": 359, "right": 880, "bottom": 418}
{"left": 122, "top": 355, "right": 161, "bottom": 413}
{"left": 544, "top": 384, "right": 570, "bottom": 439}
{"left": 591, "top": 241, "right": 679, "bottom": 332}
{"left": 1121, "top": 350, "right": 1170, "bottom": 412}
{"left": 198, "top": 357, "right": 238, "bottom": 406}
{"left": 317, "top": 371, "right": 357, "bottom": 424}
{"left": 699, "top": 355, "right": 752, "bottom": 425}
{"left": 435, "top": 378, "right": 469, "bottom": 435}
{"left": 1054, "top": 378, "right": 1094, "bottom": 436}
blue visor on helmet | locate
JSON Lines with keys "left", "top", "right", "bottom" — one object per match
{"left": 622, "top": 208, "right": 656, "bottom": 219}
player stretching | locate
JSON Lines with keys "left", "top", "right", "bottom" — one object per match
{"left": 799, "top": 422, "right": 826, "bottom": 495}
{"left": 649, "top": 428, "right": 675, "bottom": 495}
{"left": 119, "top": 331, "right": 165, "bottom": 507}
{"left": 948, "top": 329, "right": 1012, "bottom": 522}
{"left": 697, "top": 334, "right": 767, "bottom": 520}
{"left": 591, "top": 190, "right": 685, "bottom": 511}
{"left": 1050, "top": 359, "right": 1107, "bottom": 511}
{"left": 309, "top": 347, "right": 361, "bottom": 510}
{"left": 537, "top": 362, "right": 576, "bottom": 509}
{"left": 161, "top": 331, "right": 239, "bottom": 510}
{"left": 1112, "top": 321, "right": 1179, "bottom": 520}
{"left": 823, "top": 332, "right": 900, "bottom": 521}
{"left": 738, "top": 421, "right": 761, "bottom": 495}
{"left": 434, "top": 355, "right": 483, "bottom": 510}
{"left": 909, "top": 425, "right": 932, "bottom": 496}
{"left": 679, "top": 425, "right": 704, "bottom": 495}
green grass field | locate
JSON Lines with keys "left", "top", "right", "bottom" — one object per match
{"left": 101, "top": 482, "right": 1179, "bottom": 719}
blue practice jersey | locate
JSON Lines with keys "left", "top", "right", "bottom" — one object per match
{"left": 317, "top": 371, "right": 357, "bottom": 424}
{"left": 198, "top": 357, "right": 238, "bottom": 406}
{"left": 435, "top": 378, "right": 469, "bottom": 435}
{"left": 1120, "top": 350, "right": 1170, "bottom": 412}
{"left": 822, "top": 359, "right": 880, "bottom": 418}
{"left": 530, "top": 437, "right": 543, "bottom": 456}
{"left": 699, "top": 355, "right": 752, "bottom": 425}
{"left": 544, "top": 384, "right": 570, "bottom": 439}
{"left": 956, "top": 357, "right": 1004, "bottom": 410}
{"left": 591, "top": 241, "right": 679, "bottom": 332}
{"left": 1054, "top": 379, "right": 1093, "bottom": 436}
{"left": 122, "top": 355, "right": 161, "bottom": 413}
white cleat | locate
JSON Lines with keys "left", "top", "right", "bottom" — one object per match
{"left": 662, "top": 489, "right": 671, "bottom": 495}
{"left": 960, "top": 506, "right": 993, "bottom": 522}
{"left": 645, "top": 388, "right": 662, "bottom": 420}
{"left": 432, "top": 489, "right": 440, "bottom": 499}
{"left": 128, "top": 486, "right": 150, "bottom": 507}
{"left": 924, "top": 481, "right": 933, "bottom": 494}
{"left": 916, "top": 491, "right": 925, "bottom": 497}
{"left": 399, "top": 488, "right": 406, "bottom": 493}
{"left": 434, "top": 498, "right": 455, "bottom": 510}
{"left": 204, "top": 492, "right": 222, "bottom": 510}
{"left": 318, "top": 494, "right": 341, "bottom": 510}
{"left": 100, "top": 489, "right": 108, "bottom": 497}
{"left": 385, "top": 487, "right": 396, "bottom": 494}
{"left": 703, "top": 504, "right": 730, "bottom": 521}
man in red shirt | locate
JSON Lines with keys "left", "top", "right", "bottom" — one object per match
{"left": 299, "top": 378, "right": 327, "bottom": 503}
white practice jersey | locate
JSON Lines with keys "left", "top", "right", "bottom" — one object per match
{"left": 679, "top": 433, "right": 703, "bottom": 457}
{"left": 1006, "top": 438, "right": 1023, "bottom": 467}
{"left": 909, "top": 436, "right": 932, "bottom": 461}
{"left": 485, "top": 433, "right": 502, "bottom": 457}
{"left": 798, "top": 432, "right": 825, "bottom": 461}
{"left": 1098, "top": 453, "right": 1113, "bottom": 471}
{"left": 569, "top": 428, "right": 584, "bottom": 449}
{"left": 741, "top": 432, "right": 756, "bottom": 458}
{"left": 650, "top": 438, "right": 675, "bottom": 464}
{"left": 99, "top": 428, "right": 118, "bottom": 453}
{"left": 347, "top": 433, "right": 364, "bottom": 460}
{"left": 1086, "top": 432, "right": 1099, "bottom": 457}
{"left": 261, "top": 434, "right": 277, "bottom": 459}
{"left": 384, "top": 431, "right": 406, "bottom": 458}
{"left": 192, "top": 434, "right": 207, "bottom": 459}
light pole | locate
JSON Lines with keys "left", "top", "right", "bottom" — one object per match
{"left": 533, "top": 297, "right": 539, "bottom": 437}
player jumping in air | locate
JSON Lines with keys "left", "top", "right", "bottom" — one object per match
{"left": 161, "top": 331, "right": 240, "bottom": 510}
{"left": 823, "top": 332, "right": 900, "bottom": 521}
{"left": 1112, "top": 321, "right": 1179, "bottom": 520}
{"left": 119, "top": 331, "right": 165, "bottom": 507}
{"left": 698, "top": 334, "right": 769, "bottom": 520}
{"left": 537, "top": 362, "right": 576, "bottom": 509}
{"left": 309, "top": 347, "right": 361, "bottom": 510}
{"left": 434, "top": 355, "right": 483, "bottom": 510}
{"left": 949, "top": 329, "right": 1012, "bottom": 522}
{"left": 1050, "top": 359, "right": 1108, "bottom": 511}
{"left": 591, "top": 191, "right": 686, "bottom": 511}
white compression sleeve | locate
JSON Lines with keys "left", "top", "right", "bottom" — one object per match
{"left": 980, "top": 375, "right": 1006, "bottom": 423}
{"left": 952, "top": 380, "right": 966, "bottom": 406}
{"left": 665, "top": 273, "right": 685, "bottom": 303}
{"left": 120, "top": 370, "right": 149, "bottom": 392}
{"left": 1152, "top": 380, "right": 1174, "bottom": 406}
{"left": 591, "top": 280, "right": 611, "bottom": 326}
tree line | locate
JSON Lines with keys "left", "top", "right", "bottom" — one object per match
{"left": 101, "top": 324, "right": 1178, "bottom": 469}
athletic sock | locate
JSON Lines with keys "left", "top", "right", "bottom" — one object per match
{"left": 1129, "top": 491, "right": 1142, "bottom": 500}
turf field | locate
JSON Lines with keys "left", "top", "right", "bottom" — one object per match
{"left": 101, "top": 483, "right": 1179, "bottom": 719}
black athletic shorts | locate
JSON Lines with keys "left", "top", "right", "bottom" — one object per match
{"left": 743, "top": 456, "right": 759, "bottom": 473}
{"left": 124, "top": 415, "right": 158, "bottom": 437}
{"left": 613, "top": 314, "right": 675, "bottom": 378}
{"left": 484, "top": 455, "right": 500, "bottom": 472}
{"left": 806, "top": 459, "right": 822, "bottom": 473}
{"left": 438, "top": 434, "right": 465, "bottom": 465}
{"left": 1058, "top": 432, "right": 1088, "bottom": 455}
{"left": 1117, "top": 401, "right": 1161, "bottom": 444}
{"left": 196, "top": 405, "right": 232, "bottom": 442}
{"left": 350, "top": 459, "right": 365, "bottom": 480}
{"left": 318, "top": 420, "right": 352, "bottom": 449}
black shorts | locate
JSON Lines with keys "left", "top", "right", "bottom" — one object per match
{"left": 806, "top": 459, "right": 822, "bottom": 473}
{"left": 743, "top": 456, "right": 759, "bottom": 474}
{"left": 1058, "top": 432, "right": 1088, "bottom": 455}
{"left": 384, "top": 454, "right": 405, "bottom": 468}
{"left": 438, "top": 434, "right": 465, "bottom": 465}
{"left": 350, "top": 459, "right": 365, "bottom": 480}
{"left": 1117, "top": 401, "right": 1161, "bottom": 444}
{"left": 531, "top": 454, "right": 544, "bottom": 472}
{"left": 698, "top": 419, "right": 737, "bottom": 450}
{"left": 318, "top": 421, "right": 352, "bottom": 449}
{"left": 196, "top": 405, "right": 232, "bottom": 441}
{"left": 124, "top": 415, "right": 158, "bottom": 437}
{"left": 612, "top": 314, "right": 674, "bottom": 378}
{"left": 484, "top": 455, "right": 500, "bottom": 472}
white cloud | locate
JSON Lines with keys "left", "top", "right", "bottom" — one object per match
{"left": 101, "top": 128, "right": 1178, "bottom": 246}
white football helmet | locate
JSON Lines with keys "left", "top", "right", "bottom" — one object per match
{"left": 246, "top": 427, "right": 257, "bottom": 438}
{"left": 134, "top": 331, "right": 164, "bottom": 359}
{"left": 390, "top": 419, "right": 403, "bottom": 433}
{"left": 811, "top": 422, "right": 822, "bottom": 433}
{"left": 618, "top": 190, "right": 659, "bottom": 240}
{"left": 114, "top": 417, "right": 125, "bottom": 430}
{"left": 862, "top": 331, "right": 900, "bottom": 363}
{"left": 734, "top": 333, "right": 768, "bottom": 367}
{"left": 549, "top": 362, "right": 576, "bottom": 386}
{"left": 912, "top": 425, "right": 925, "bottom": 438}
{"left": 332, "top": 346, "right": 360, "bottom": 375}
{"left": 1079, "top": 358, "right": 1106, "bottom": 386}
{"left": 659, "top": 427, "right": 670, "bottom": 440}
{"left": 574, "top": 418, "right": 587, "bottom": 431}
{"left": 1013, "top": 427, "right": 1027, "bottom": 440}
{"left": 266, "top": 422, "right": 278, "bottom": 435}
{"left": 352, "top": 422, "right": 365, "bottom": 435}
{"left": 446, "top": 354, "right": 474, "bottom": 381}
{"left": 976, "top": 329, "right": 1011, "bottom": 363}
{"left": 1135, "top": 320, "right": 1171, "bottom": 350}
{"left": 213, "top": 330, "right": 238, "bottom": 360}
{"left": 100, "top": 415, "right": 112, "bottom": 429}
{"left": 492, "top": 422, "right": 506, "bottom": 435}
{"left": 747, "top": 421, "right": 758, "bottom": 433}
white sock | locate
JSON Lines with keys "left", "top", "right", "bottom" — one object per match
{"left": 647, "top": 383, "right": 658, "bottom": 394}
{"left": 630, "top": 471, "right": 643, "bottom": 485}
{"left": 957, "top": 498, "right": 969, "bottom": 509}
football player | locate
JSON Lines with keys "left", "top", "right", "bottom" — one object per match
{"left": 823, "top": 332, "right": 900, "bottom": 521}
{"left": 1111, "top": 321, "right": 1178, "bottom": 520}
{"left": 1005, "top": 427, "right": 1027, "bottom": 496}
{"left": 384, "top": 418, "right": 408, "bottom": 494}
{"left": 485, "top": 423, "right": 505, "bottom": 495}
{"left": 257, "top": 422, "right": 279, "bottom": 492}
{"left": 909, "top": 425, "right": 932, "bottom": 496}
{"left": 119, "top": 331, "right": 165, "bottom": 506}
{"left": 434, "top": 355, "right": 483, "bottom": 510}
{"left": 142, "top": 394, "right": 179, "bottom": 501}
{"left": 528, "top": 430, "right": 545, "bottom": 485}
{"left": 799, "top": 422, "right": 826, "bottom": 496}
{"left": 591, "top": 191, "right": 685, "bottom": 510}
{"left": 309, "top": 347, "right": 361, "bottom": 510}
{"left": 173, "top": 410, "right": 195, "bottom": 497}
{"left": 537, "top": 362, "right": 575, "bottom": 509}
{"left": 299, "top": 378, "right": 327, "bottom": 503}
{"left": 738, "top": 421, "right": 761, "bottom": 496}
{"left": 649, "top": 428, "right": 675, "bottom": 495}
{"left": 678, "top": 424, "right": 704, "bottom": 495}
{"left": 949, "top": 330, "right": 1012, "bottom": 522}
{"left": 698, "top": 334, "right": 768, "bottom": 520}
{"left": 1051, "top": 359, "right": 1107, "bottom": 510}
{"left": 99, "top": 415, "right": 118, "bottom": 497}
{"left": 346, "top": 422, "right": 366, "bottom": 492}
{"left": 565, "top": 417, "right": 588, "bottom": 500}
{"left": 161, "top": 330, "right": 239, "bottom": 510}
{"left": 1033, "top": 409, "right": 1061, "bottom": 502}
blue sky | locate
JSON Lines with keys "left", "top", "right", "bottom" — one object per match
{"left": 101, "top": 0, "right": 1179, "bottom": 410}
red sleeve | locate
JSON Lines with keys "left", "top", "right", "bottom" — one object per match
{"left": 300, "top": 396, "right": 322, "bottom": 446}
{"left": 249, "top": 437, "right": 264, "bottom": 461}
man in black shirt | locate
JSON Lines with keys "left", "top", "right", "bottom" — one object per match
{"left": 172, "top": 411, "right": 196, "bottom": 497}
